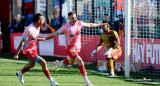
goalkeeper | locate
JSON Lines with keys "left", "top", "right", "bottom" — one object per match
{"left": 91, "top": 23, "right": 122, "bottom": 77}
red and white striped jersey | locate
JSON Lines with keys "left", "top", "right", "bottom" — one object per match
{"left": 21, "top": 23, "right": 40, "bottom": 53}
{"left": 56, "top": 21, "right": 88, "bottom": 51}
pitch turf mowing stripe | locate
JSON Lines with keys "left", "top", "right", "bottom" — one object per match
{"left": 0, "top": 58, "right": 159, "bottom": 86}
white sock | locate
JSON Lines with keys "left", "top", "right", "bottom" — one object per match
{"left": 19, "top": 71, "right": 22, "bottom": 75}
{"left": 58, "top": 60, "right": 63, "bottom": 66}
{"left": 110, "top": 69, "right": 115, "bottom": 75}
{"left": 83, "top": 76, "right": 90, "bottom": 84}
{"left": 48, "top": 77, "right": 54, "bottom": 81}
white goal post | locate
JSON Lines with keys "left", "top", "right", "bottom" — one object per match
{"left": 125, "top": 0, "right": 131, "bottom": 78}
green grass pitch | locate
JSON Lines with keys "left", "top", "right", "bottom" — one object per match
{"left": 0, "top": 54, "right": 158, "bottom": 86}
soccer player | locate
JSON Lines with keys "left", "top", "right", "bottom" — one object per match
{"left": 91, "top": 23, "right": 122, "bottom": 77}
{"left": 13, "top": 13, "right": 59, "bottom": 86}
{"left": 45, "top": 11, "right": 102, "bottom": 86}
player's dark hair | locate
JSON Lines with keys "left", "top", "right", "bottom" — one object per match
{"left": 105, "top": 23, "right": 110, "bottom": 27}
{"left": 33, "top": 13, "right": 44, "bottom": 22}
{"left": 68, "top": 11, "right": 76, "bottom": 17}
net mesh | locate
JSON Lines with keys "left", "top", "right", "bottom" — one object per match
{"left": 71, "top": 0, "right": 160, "bottom": 81}
{"left": 130, "top": 0, "right": 160, "bottom": 81}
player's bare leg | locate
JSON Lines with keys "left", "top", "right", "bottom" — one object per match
{"left": 75, "top": 56, "right": 93, "bottom": 86}
{"left": 16, "top": 61, "right": 35, "bottom": 84}
{"left": 38, "top": 57, "right": 59, "bottom": 86}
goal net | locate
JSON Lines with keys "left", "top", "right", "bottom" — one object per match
{"left": 127, "top": 0, "right": 160, "bottom": 81}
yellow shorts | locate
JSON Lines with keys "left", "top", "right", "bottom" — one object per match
{"left": 111, "top": 49, "right": 122, "bottom": 60}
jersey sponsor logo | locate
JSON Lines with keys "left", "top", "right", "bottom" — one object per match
{"left": 70, "top": 33, "right": 80, "bottom": 37}
{"left": 31, "top": 38, "right": 36, "bottom": 40}
{"left": 70, "top": 28, "right": 80, "bottom": 37}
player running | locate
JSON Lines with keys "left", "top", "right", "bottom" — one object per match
{"left": 13, "top": 13, "right": 59, "bottom": 86}
{"left": 45, "top": 11, "right": 102, "bottom": 86}
{"left": 91, "top": 23, "right": 122, "bottom": 77}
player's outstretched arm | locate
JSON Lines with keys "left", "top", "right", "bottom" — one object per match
{"left": 13, "top": 39, "right": 26, "bottom": 60}
{"left": 91, "top": 40, "right": 103, "bottom": 58}
{"left": 37, "top": 38, "right": 46, "bottom": 41}
{"left": 87, "top": 23, "right": 103, "bottom": 28}
{"left": 45, "top": 32, "right": 58, "bottom": 40}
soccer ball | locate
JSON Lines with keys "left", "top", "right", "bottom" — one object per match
{"left": 99, "top": 66, "right": 107, "bottom": 73}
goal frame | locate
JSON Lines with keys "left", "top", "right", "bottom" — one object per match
{"left": 125, "top": 0, "right": 131, "bottom": 78}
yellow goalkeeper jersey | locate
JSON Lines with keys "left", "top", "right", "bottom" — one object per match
{"left": 100, "top": 30, "right": 121, "bottom": 50}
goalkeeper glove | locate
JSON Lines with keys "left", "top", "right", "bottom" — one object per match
{"left": 91, "top": 49, "right": 97, "bottom": 58}
{"left": 104, "top": 47, "right": 113, "bottom": 56}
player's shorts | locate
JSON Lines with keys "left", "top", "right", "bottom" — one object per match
{"left": 110, "top": 49, "right": 122, "bottom": 60}
{"left": 66, "top": 49, "right": 80, "bottom": 60}
{"left": 24, "top": 50, "right": 41, "bottom": 63}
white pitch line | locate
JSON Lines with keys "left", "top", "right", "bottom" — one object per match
{"left": 0, "top": 58, "right": 27, "bottom": 63}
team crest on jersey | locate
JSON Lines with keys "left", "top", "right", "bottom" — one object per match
{"left": 32, "top": 55, "right": 35, "bottom": 58}
{"left": 71, "top": 52, "right": 75, "bottom": 56}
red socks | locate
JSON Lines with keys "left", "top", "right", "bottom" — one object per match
{"left": 21, "top": 67, "right": 51, "bottom": 79}
{"left": 79, "top": 66, "right": 86, "bottom": 76}
{"left": 43, "top": 69, "right": 51, "bottom": 79}
{"left": 63, "top": 59, "right": 69, "bottom": 65}
{"left": 21, "top": 67, "right": 30, "bottom": 74}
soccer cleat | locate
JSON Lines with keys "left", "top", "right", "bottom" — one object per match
{"left": 86, "top": 83, "right": 94, "bottom": 86}
{"left": 67, "top": 65, "right": 72, "bottom": 68}
{"left": 16, "top": 72, "right": 24, "bottom": 84}
{"left": 107, "top": 74, "right": 115, "bottom": 77}
{"left": 55, "top": 60, "right": 59, "bottom": 71}
{"left": 50, "top": 80, "right": 59, "bottom": 86}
